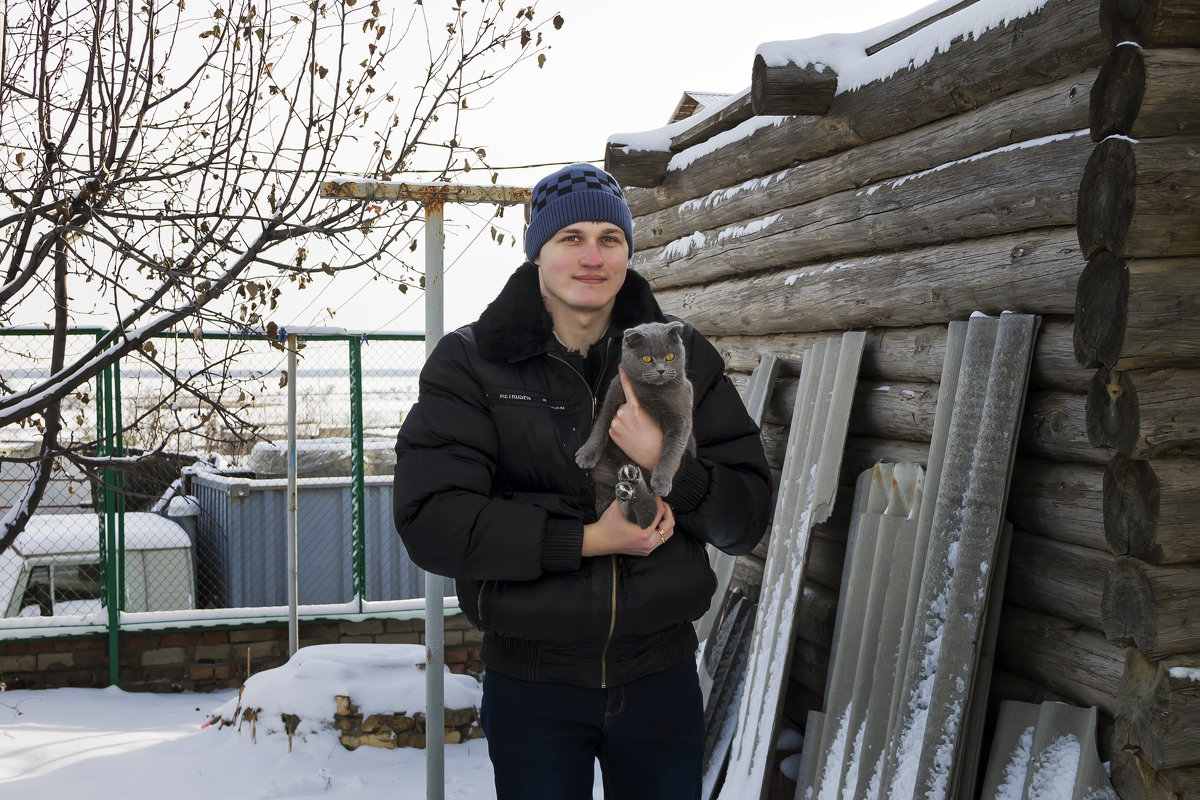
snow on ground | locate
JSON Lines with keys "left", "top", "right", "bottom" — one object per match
{"left": 0, "top": 644, "right": 604, "bottom": 799}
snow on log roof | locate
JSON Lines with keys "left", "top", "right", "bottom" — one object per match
{"left": 608, "top": 0, "right": 1052, "bottom": 163}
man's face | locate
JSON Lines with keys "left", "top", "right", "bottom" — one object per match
{"left": 534, "top": 221, "right": 629, "bottom": 318}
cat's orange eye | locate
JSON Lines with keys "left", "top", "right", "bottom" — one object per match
{"left": 665, "top": 353, "right": 675, "bottom": 361}
{"left": 641, "top": 355, "right": 653, "bottom": 363}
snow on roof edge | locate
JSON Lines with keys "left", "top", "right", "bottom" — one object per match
{"left": 607, "top": 0, "right": 1054, "bottom": 158}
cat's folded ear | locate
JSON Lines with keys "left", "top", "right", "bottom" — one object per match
{"left": 623, "top": 329, "right": 644, "bottom": 347}
{"left": 666, "top": 320, "right": 685, "bottom": 339}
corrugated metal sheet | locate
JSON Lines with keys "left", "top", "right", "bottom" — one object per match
{"left": 699, "top": 353, "right": 781, "bottom": 796}
{"left": 803, "top": 462, "right": 925, "bottom": 799}
{"left": 715, "top": 331, "right": 866, "bottom": 800}
{"left": 979, "top": 701, "right": 1117, "bottom": 800}
{"left": 881, "top": 314, "right": 1039, "bottom": 800}
{"left": 189, "top": 473, "right": 442, "bottom": 608}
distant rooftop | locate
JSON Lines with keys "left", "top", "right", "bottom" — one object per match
{"left": 669, "top": 91, "right": 736, "bottom": 124}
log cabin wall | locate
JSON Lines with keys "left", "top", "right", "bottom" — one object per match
{"left": 604, "top": 1, "right": 1199, "bottom": 798}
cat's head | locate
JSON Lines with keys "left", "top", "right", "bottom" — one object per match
{"left": 621, "top": 321, "right": 686, "bottom": 385}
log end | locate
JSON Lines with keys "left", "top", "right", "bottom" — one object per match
{"left": 750, "top": 52, "right": 837, "bottom": 117}
{"left": 1102, "top": 556, "right": 1155, "bottom": 652}
{"left": 1077, "top": 137, "right": 1137, "bottom": 261}
{"left": 1089, "top": 43, "right": 1146, "bottom": 141}
{"left": 1102, "top": 0, "right": 1200, "bottom": 47}
{"left": 1086, "top": 368, "right": 1139, "bottom": 456}
{"left": 1073, "top": 251, "right": 1129, "bottom": 369}
{"left": 1103, "top": 453, "right": 1159, "bottom": 560}
{"left": 604, "top": 141, "right": 670, "bottom": 189}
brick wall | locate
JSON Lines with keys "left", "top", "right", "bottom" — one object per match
{"left": 0, "top": 613, "right": 483, "bottom": 693}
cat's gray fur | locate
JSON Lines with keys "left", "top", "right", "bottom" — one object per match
{"left": 575, "top": 321, "right": 696, "bottom": 528}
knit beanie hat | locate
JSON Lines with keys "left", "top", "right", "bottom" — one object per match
{"left": 525, "top": 163, "right": 634, "bottom": 262}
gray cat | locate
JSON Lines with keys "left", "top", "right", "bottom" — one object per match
{"left": 575, "top": 320, "right": 696, "bottom": 529}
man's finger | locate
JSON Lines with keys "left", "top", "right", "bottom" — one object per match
{"left": 618, "top": 365, "right": 639, "bottom": 410}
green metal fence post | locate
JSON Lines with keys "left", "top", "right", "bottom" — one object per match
{"left": 348, "top": 335, "right": 367, "bottom": 608}
{"left": 97, "top": 337, "right": 120, "bottom": 687}
{"left": 113, "top": 355, "right": 126, "bottom": 613}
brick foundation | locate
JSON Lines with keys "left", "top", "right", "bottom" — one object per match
{"left": 0, "top": 613, "right": 483, "bottom": 693}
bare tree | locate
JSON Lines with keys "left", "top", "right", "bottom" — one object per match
{"left": 0, "top": 0, "right": 563, "bottom": 553}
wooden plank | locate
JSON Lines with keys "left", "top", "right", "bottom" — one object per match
{"left": 654, "top": 224, "right": 1083, "bottom": 333}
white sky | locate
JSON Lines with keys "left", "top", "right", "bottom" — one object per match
{"left": 279, "top": 0, "right": 939, "bottom": 335}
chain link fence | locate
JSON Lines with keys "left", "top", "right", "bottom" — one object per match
{"left": 0, "top": 328, "right": 437, "bottom": 627}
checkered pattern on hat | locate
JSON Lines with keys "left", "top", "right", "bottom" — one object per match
{"left": 530, "top": 167, "right": 625, "bottom": 214}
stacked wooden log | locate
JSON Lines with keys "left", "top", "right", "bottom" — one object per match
{"left": 1075, "top": 11, "right": 1200, "bottom": 796}
{"left": 605, "top": 0, "right": 1199, "bottom": 798}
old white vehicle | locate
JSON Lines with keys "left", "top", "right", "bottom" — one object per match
{"left": 0, "top": 512, "right": 195, "bottom": 618}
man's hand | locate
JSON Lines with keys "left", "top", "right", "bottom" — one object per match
{"left": 581, "top": 497, "right": 675, "bottom": 558}
{"left": 607, "top": 366, "right": 664, "bottom": 474}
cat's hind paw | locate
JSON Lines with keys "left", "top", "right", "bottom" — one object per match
{"left": 618, "top": 464, "right": 642, "bottom": 483}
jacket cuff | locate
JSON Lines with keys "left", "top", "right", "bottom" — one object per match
{"left": 542, "top": 518, "right": 584, "bottom": 572}
{"left": 666, "top": 454, "right": 709, "bottom": 514}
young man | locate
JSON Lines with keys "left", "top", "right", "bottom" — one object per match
{"left": 393, "top": 163, "right": 772, "bottom": 799}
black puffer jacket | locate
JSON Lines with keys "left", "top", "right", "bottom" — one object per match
{"left": 393, "top": 263, "right": 772, "bottom": 688}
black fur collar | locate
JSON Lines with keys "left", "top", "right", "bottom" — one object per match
{"left": 473, "top": 262, "right": 665, "bottom": 363}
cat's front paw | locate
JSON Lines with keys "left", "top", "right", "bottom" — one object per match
{"left": 650, "top": 467, "right": 673, "bottom": 498}
{"left": 575, "top": 442, "right": 601, "bottom": 469}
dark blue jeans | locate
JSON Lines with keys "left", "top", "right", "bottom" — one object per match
{"left": 480, "top": 658, "right": 704, "bottom": 800}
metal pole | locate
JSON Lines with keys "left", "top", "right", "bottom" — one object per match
{"left": 286, "top": 333, "right": 299, "bottom": 657}
{"left": 319, "top": 179, "right": 531, "bottom": 800}
{"left": 424, "top": 200, "right": 445, "bottom": 800}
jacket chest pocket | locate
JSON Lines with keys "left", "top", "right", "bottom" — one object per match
{"left": 488, "top": 389, "right": 589, "bottom": 486}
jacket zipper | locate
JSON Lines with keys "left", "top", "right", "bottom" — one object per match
{"left": 600, "top": 555, "right": 617, "bottom": 688}
{"left": 548, "top": 341, "right": 616, "bottom": 687}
